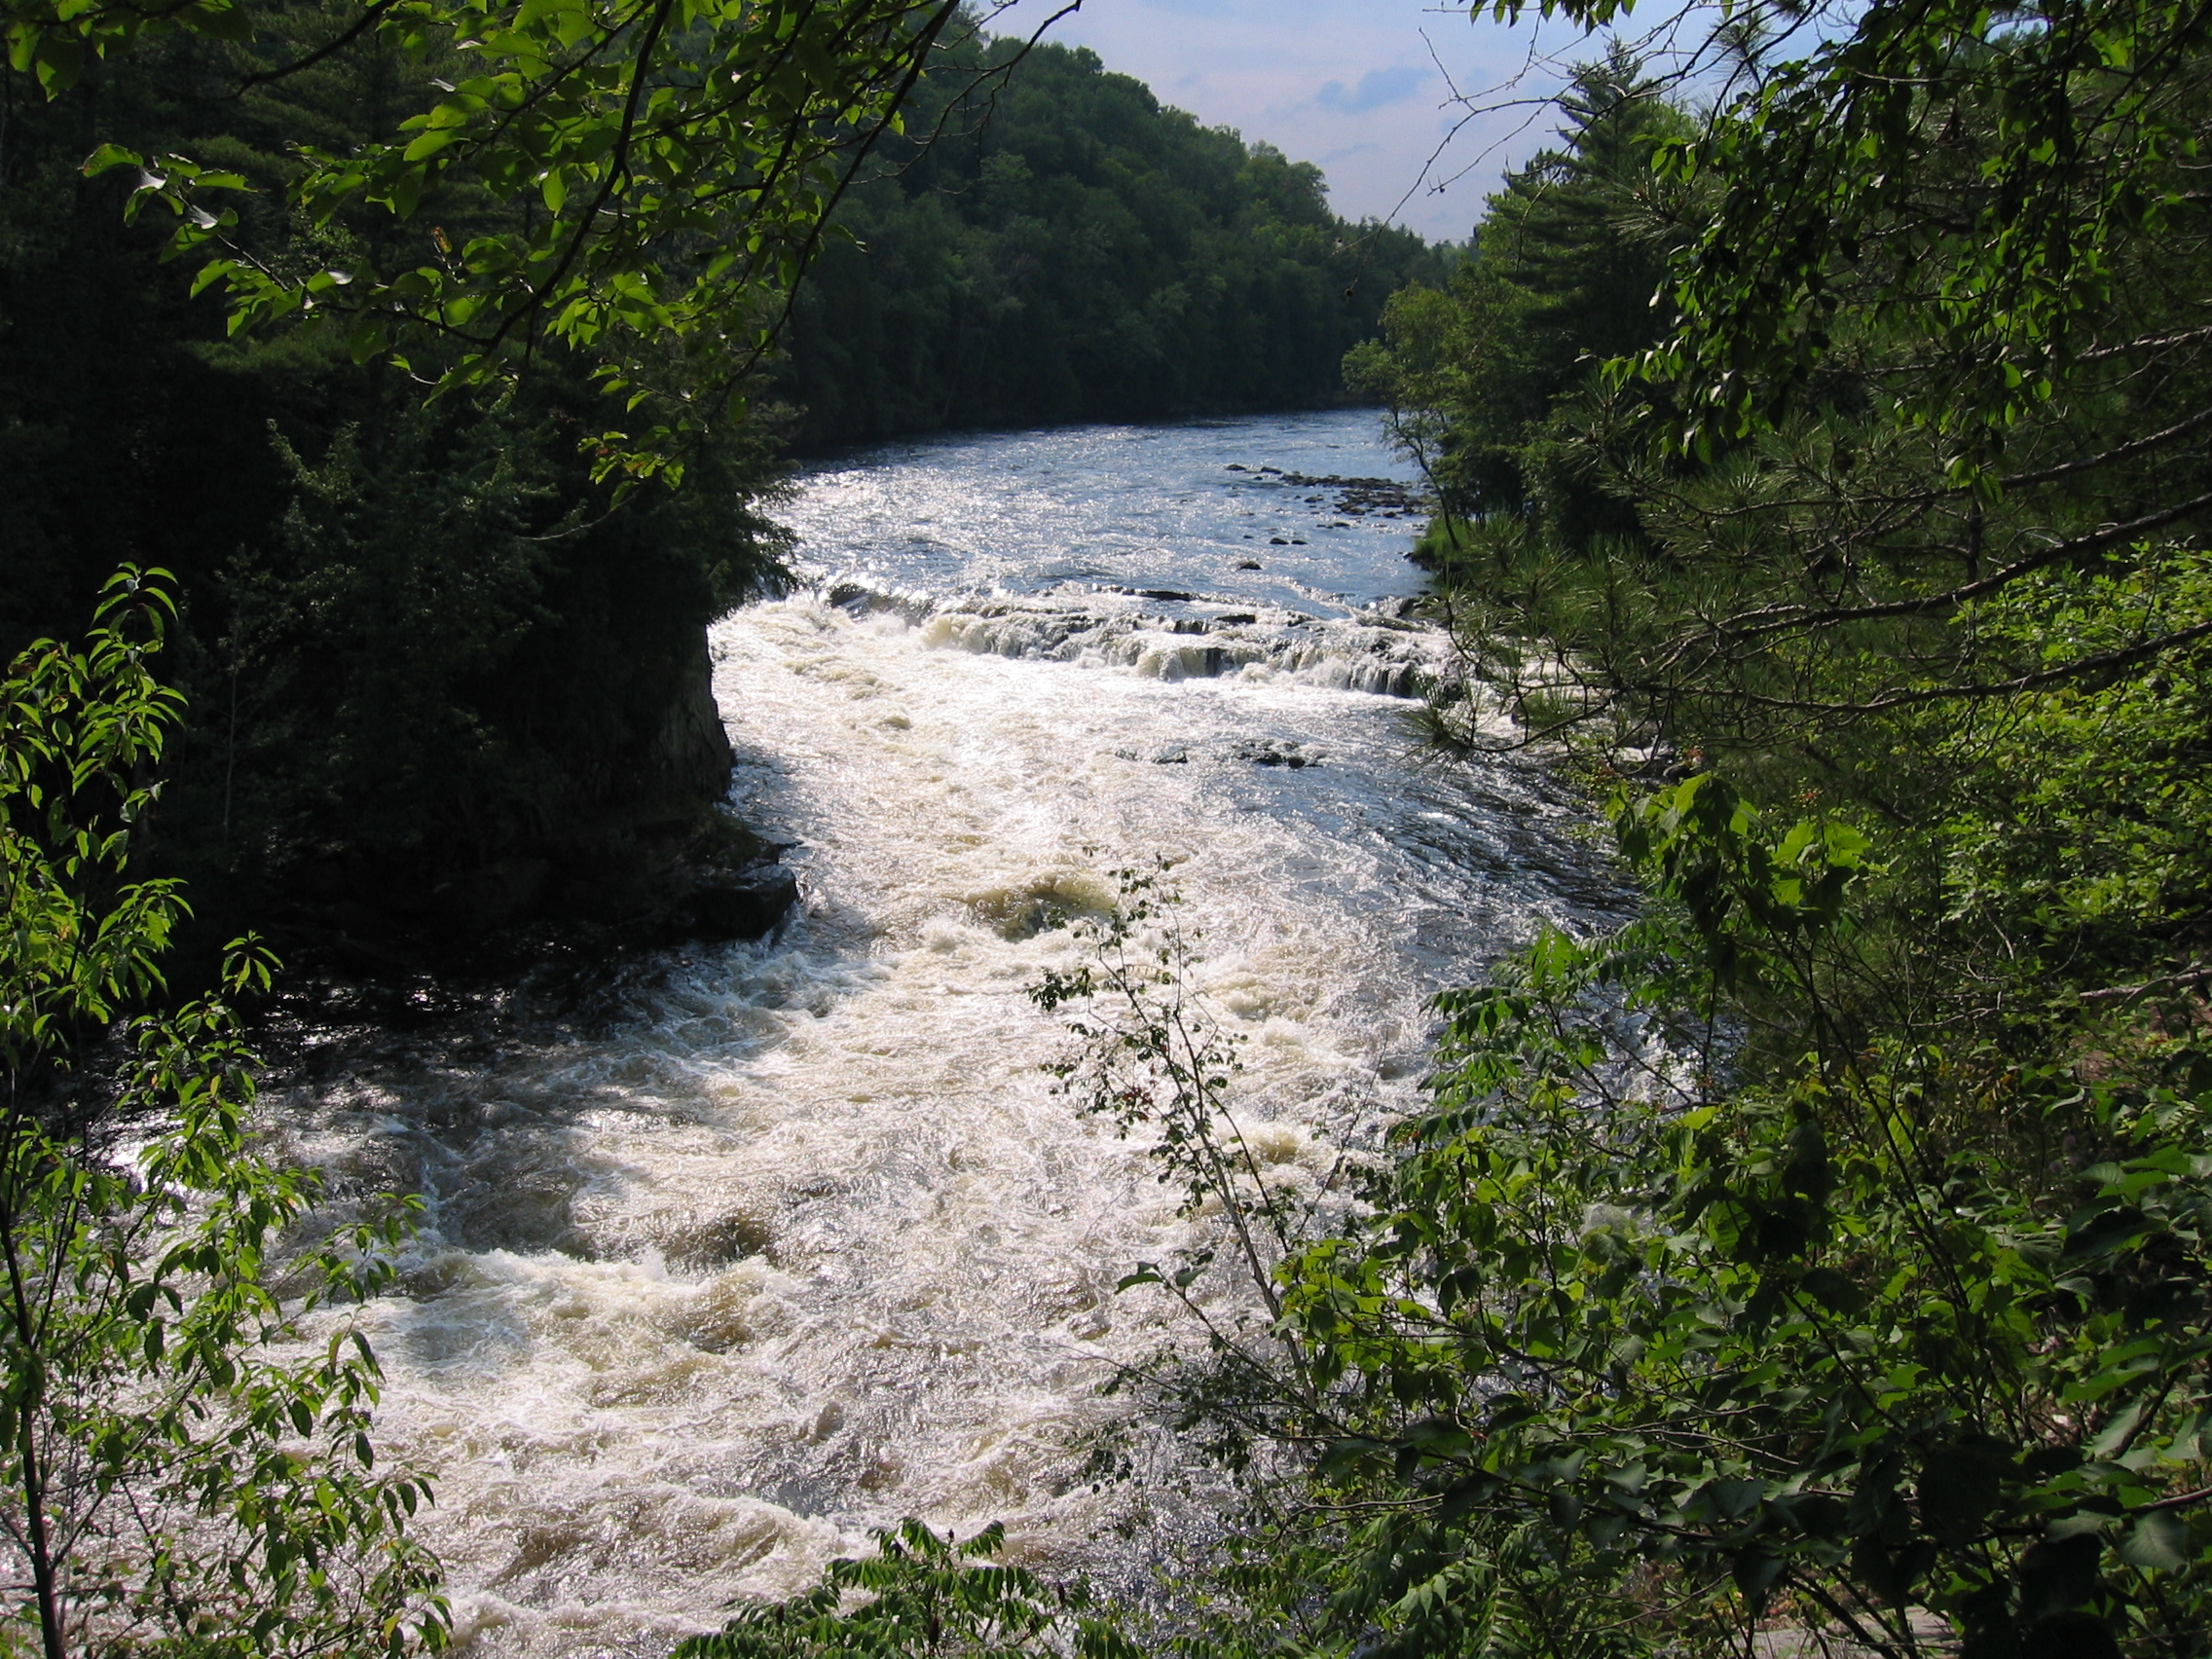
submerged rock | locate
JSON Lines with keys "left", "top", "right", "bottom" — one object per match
{"left": 1235, "top": 740, "right": 1318, "bottom": 769}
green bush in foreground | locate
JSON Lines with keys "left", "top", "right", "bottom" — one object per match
{"left": 1263, "top": 777, "right": 2211, "bottom": 1656}
{"left": 673, "top": 1520, "right": 1135, "bottom": 1659}
{"left": 0, "top": 571, "right": 443, "bottom": 1658}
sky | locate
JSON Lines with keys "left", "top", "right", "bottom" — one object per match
{"left": 986, "top": 0, "right": 1601, "bottom": 242}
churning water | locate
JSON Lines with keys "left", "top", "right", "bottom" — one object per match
{"left": 276, "top": 410, "right": 1614, "bottom": 1655}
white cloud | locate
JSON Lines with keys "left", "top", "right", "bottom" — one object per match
{"left": 985, "top": 0, "right": 1592, "bottom": 240}
{"left": 1315, "top": 65, "right": 1432, "bottom": 116}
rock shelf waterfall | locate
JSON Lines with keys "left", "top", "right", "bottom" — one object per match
{"left": 278, "top": 411, "right": 1613, "bottom": 1656}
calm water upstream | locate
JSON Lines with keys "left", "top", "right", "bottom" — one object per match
{"left": 277, "top": 410, "right": 1614, "bottom": 1655}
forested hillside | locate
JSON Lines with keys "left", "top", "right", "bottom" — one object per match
{"left": 775, "top": 36, "right": 1452, "bottom": 449}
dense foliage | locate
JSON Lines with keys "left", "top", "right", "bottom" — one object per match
{"left": 1260, "top": 787, "right": 2212, "bottom": 1657}
{"left": 775, "top": 35, "right": 1453, "bottom": 449}
{"left": 673, "top": 1521, "right": 1136, "bottom": 1659}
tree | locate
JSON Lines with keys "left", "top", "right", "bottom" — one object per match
{"left": 1392, "top": 0, "right": 2212, "bottom": 762}
{"left": 1347, "top": 47, "right": 1682, "bottom": 548}
{"left": 0, "top": 569, "right": 443, "bottom": 1658}
{"left": 4, "top": 0, "right": 1051, "bottom": 484}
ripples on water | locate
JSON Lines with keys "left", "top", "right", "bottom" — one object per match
{"left": 276, "top": 410, "right": 1616, "bottom": 1655}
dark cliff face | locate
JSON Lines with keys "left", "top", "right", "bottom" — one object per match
{"left": 152, "top": 426, "right": 790, "bottom": 959}
{"left": 657, "top": 645, "right": 741, "bottom": 807}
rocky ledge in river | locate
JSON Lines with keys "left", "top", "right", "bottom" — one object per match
{"left": 245, "top": 808, "right": 799, "bottom": 1036}
{"left": 681, "top": 849, "right": 801, "bottom": 943}
{"left": 1224, "top": 463, "right": 1428, "bottom": 520}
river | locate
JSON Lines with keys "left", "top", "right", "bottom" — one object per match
{"left": 276, "top": 409, "right": 1613, "bottom": 1656}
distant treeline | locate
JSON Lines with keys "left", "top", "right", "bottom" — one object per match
{"left": 777, "top": 36, "right": 1454, "bottom": 450}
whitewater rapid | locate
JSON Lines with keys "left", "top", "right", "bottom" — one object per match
{"left": 275, "top": 411, "right": 1609, "bottom": 1656}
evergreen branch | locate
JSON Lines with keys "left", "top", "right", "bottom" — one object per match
{"left": 1704, "top": 488, "right": 2212, "bottom": 644}
{"left": 1675, "top": 615, "right": 2212, "bottom": 715}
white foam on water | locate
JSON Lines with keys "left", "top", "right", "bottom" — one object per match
{"left": 279, "top": 414, "right": 1608, "bottom": 1655}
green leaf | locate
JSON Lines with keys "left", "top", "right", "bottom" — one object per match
{"left": 80, "top": 142, "right": 141, "bottom": 178}
{"left": 2118, "top": 1510, "right": 2191, "bottom": 1571}
{"left": 1917, "top": 1429, "right": 2016, "bottom": 1545}
{"left": 1732, "top": 1547, "right": 1786, "bottom": 1606}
